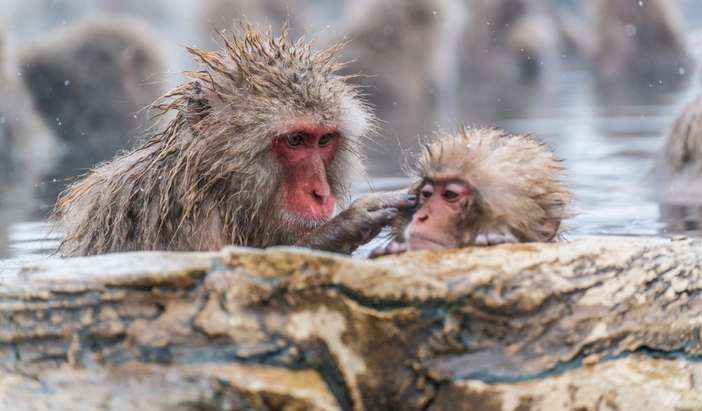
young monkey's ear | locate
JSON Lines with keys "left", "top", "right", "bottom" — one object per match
{"left": 186, "top": 81, "right": 223, "bottom": 127}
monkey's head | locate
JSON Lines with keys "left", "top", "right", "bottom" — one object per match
{"left": 396, "top": 127, "right": 570, "bottom": 251}
{"left": 19, "top": 17, "right": 165, "bottom": 144}
{"left": 496, "top": 0, "right": 528, "bottom": 28}
{"left": 602, "top": 0, "right": 673, "bottom": 28}
{"left": 154, "top": 26, "right": 373, "bottom": 245}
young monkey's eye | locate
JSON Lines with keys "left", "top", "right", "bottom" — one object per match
{"left": 318, "top": 132, "right": 338, "bottom": 146}
{"left": 285, "top": 132, "right": 306, "bottom": 147}
{"left": 442, "top": 190, "right": 459, "bottom": 202}
{"left": 420, "top": 184, "right": 434, "bottom": 199}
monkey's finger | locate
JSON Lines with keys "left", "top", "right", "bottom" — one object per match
{"left": 369, "top": 241, "right": 407, "bottom": 258}
{"left": 353, "top": 190, "right": 406, "bottom": 210}
{"left": 474, "top": 232, "right": 518, "bottom": 246}
{"left": 366, "top": 207, "right": 399, "bottom": 225}
{"left": 489, "top": 232, "right": 518, "bottom": 245}
{"left": 474, "top": 234, "right": 489, "bottom": 246}
{"left": 369, "top": 244, "right": 389, "bottom": 259}
{"left": 357, "top": 208, "right": 398, "bottom": 243}
{"left": 365, "top": 190, "right": 416, "bottom": 211}
{"left": 386, "top": 241, "right": 407, "bottom": 254}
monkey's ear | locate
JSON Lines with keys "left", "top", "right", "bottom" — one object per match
{"left": 186, "top": 81, "right": 221, "bottom": 126}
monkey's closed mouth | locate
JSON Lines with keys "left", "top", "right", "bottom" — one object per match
{"left": 410, "top": 234, "right": 450, "bottom": 248}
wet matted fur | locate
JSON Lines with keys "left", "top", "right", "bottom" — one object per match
{"left": 53, "top": 25, "right": 374, "bottom": 256}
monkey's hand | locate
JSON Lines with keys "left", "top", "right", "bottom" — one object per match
{"left": 473, "top": 231, "right": 519, "bottom": 246}
{"left": 296, "top": 190, "right": 416, "bottom": 254}
{"left": 369, "top": 241, "right": 408, "bottom": 258}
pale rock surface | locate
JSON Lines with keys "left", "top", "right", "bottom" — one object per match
{"left": 1, "top": 236, "right": 700, "bottom": 410}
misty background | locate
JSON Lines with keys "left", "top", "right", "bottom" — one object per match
{"left": 1, "top": 0, "right": 702, "bottom": 264}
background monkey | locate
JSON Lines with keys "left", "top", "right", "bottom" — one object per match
{"left": 460, "top": 0, "right": 562, "bottom": 84}
{"left": 663, "top": 95, "right": 702, "bottom": 177}
{"left": 372, "top": 127, "right": 571, "bottom": 256}
{"left": 53, "top": 25, "right": 414, "bottom": 257}
{"left": 455, "top": 0, "right": 563, "bottom": 123}
{"left": 653, "top": 94, "right": 702, "bottom": 204}
{"left": 589, "top": 0, "right": 694, "bottom": 88}
{"left": 20, "top": 16, "right": 166, "bottom": 204}
{"left": 334, "top": 0, "right": 459, "bottom": 175}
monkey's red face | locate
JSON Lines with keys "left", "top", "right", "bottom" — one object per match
{"left": 406, "top": 179, "right": 473, "bottom": 251}
{"left": 273, "top": 122, "right": 340, "bottom": 224}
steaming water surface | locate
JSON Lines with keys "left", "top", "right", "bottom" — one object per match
{"left": 1, "top": 69, "right": 700, "bottom": 274}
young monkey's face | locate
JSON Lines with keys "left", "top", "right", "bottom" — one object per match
{"left": 405, "top": 178, "right": 473, "bottom": 251}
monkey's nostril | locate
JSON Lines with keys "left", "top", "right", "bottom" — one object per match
{"left": 414, "top": 213, "right": 429, "bottom": 223}
{"left": 312, "top": 190, "right": 327, "bottom": 203}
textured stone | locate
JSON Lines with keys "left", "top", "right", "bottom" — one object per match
{"left": 1, "top": 237, "right": 701, "bottom": 410}
{"left": 0, "top": 363, "right": 340, "bottom": 411}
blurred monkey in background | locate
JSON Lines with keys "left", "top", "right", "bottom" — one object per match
{"left": 334, "top": 0, "right": 463, "bottom": 175}
{"left": 20, "top": 16, "right": 166, "bottom": 203}
{"left": 589, "top": 0, "right": 694, "bottom": 89}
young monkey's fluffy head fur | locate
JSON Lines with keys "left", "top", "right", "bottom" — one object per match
{"left": 53, "top": 25, "right": 374, "bottom": 256}
{"left": 396, "top": 127, "right": 571, "bottom": 244}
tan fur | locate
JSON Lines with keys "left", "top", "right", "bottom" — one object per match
{"left": 662, "top": 95, "right": 702, "bottom": 175}
{"left": 651, "top": 95, "right": 702, "bottom": 204}
{"left": 395, "top": 127, "right": 571, "bottom": 244}
{"left": 52, "top": 25, "right": 373, "bottom": 256}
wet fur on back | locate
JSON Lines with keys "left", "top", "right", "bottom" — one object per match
{"left": 53, "top": 25, "right": 373, "bottom": 256}
{"left": 653, "top": 94, "right": 702, "bottom": 203}
{"left": 664, "top": 95, "right": 702, "bottom": 176}
{"left": 394, "top": 127, "right": 571, "bottom": 243}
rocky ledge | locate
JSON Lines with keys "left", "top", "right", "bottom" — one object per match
{"left": 1, "top": 237, "right": 702, "bottom": 410}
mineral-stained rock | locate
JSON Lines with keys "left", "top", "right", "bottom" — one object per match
{"left": 429, "top": 354, "right": 702, "bottom": 411}
{"left": 0, "top": 363, "right": 339, "bottom": 411}
{"left": 1, "top": 237, "right": 702, "bottom": 410}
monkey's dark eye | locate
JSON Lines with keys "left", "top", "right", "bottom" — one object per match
{"left": 420, "top": 185, "right": 434, "bottom": 199}
{"left": 285, "top": 133, "right": 306, "bottom": 147}
{"left": 318, "top": 132, "right": 338, "bottom": 146}
{"left": 442, "top": 190, "right": 459, "bottom": 202}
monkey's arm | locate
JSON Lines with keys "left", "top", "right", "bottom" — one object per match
{"left": 295, "top": 191, "right": 416, "bottom": 254}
